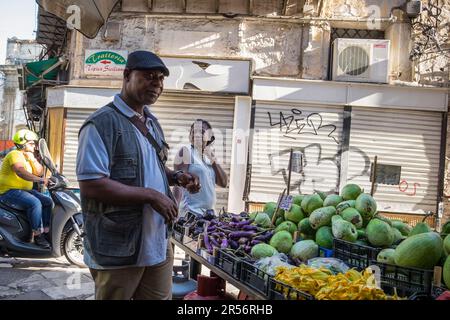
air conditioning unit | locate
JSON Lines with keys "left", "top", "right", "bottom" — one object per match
{"left": 332, "top": 38, "right": 390, "bottom": 84}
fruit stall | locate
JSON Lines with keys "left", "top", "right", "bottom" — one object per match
{"left": 171, "top": 183, "right": 450, "bottom": 300}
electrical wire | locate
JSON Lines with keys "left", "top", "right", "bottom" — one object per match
{"left": 410, "top": 0, "right": 449, "bottom": 61}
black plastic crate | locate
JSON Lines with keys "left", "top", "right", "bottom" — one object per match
{"left": 240, "top": 261, "right": 271, "bottom": 297}
{"left": 214, "top": 249, "right": 242, "bottom": 279}
{"left": 173, "top": 230, "right": 184, "bottom": 242}
{"left": 371, "top": 261, "right": 434, "bottom": 298}
{"left": 408, "top": 285, "right": 449, "bottom": 300}
{"left": 268, "top": 278, "right": 315, "bottom": 300}
{"left": 333, "top": 239, "right": 382, "bottom": 270}
{"left": 431, "top": 285, "right": 449, "bottom": 299}
{"left": 173, "top": 221, "right": 186, "bottom": 236}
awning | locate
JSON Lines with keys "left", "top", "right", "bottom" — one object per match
{"left": 36, "top": 0, "right": 120, "bottom": 39}
{"left": 24, "top": 57, "right": 62, "bottom": 87}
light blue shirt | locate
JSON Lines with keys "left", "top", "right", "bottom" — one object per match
{"left": 76, "top": 94, "right": 168, "bottom": 269}
{"left": 179, "top": 146, "right": 216, "bottom": 217}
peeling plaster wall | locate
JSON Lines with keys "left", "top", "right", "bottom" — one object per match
{"left": 70, "top": 14, "right": 307, "bottom": 81}
{"left": 156, "top": 19, "right": 239, "bottom": 56}
{"left": 321, "top": 0, "right": 405, "bottom": 18}
{"left": 239, "top": 21, "right": 304, "bottom": 76}
{"left": 67, "top": 0, "right": 446, "bottom": 83}
{"left": 64, "top": 1, "right": 450, "bottom": 222}
{"left": 412, "top": 0, "right": 450, "bottom": 87}
{"left": 413, "top": 0, "right": 450, "bottom": 224}
{"left": 301, "top": 24, "right": 330, "bottom": 80}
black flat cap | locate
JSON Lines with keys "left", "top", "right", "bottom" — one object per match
{"left": 126, "top": 50, "right": 170, "bottom": 76}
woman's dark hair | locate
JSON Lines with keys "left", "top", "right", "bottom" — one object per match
{"left": 190, "top": 119, "right": 215, "bottom": 146}
{"left": 190, "top": 119, "right": 212, "bottom": 131}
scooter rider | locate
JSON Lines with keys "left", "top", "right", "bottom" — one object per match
{"left": 0, "top": 129, "right": 52, "bottom": 248}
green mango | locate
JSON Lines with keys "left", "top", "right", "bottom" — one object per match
{"left": 331, "top": 215, "right": 358, "bottom": 243}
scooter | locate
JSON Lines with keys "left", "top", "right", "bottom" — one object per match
{"left": 0, "top": 138, "right": 85, "bottom": 267}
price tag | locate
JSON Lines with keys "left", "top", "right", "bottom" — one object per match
{"left": 279, "top": 195, "right": 293, "bottom": 211}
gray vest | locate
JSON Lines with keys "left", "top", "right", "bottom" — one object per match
{"left": 78, "top": 102, "right": 169, "bottom": 267}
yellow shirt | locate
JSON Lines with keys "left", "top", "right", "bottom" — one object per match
{"left": 0, "top": 150, "right": 34, "bottom": 194}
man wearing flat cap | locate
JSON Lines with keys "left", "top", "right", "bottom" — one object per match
{"left": 76, "top": 51, "right": 201, "bottom": 300}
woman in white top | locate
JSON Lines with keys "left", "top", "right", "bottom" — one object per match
{"left": 174, "top": 119, "right": 227, "bottom": 217}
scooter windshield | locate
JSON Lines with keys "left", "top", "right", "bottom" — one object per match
{"left": 38, "top": 138, "right": 58, "bottom": 174}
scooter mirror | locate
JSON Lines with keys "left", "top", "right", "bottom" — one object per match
{"left": 38, "top": 138, "right": 58, "bottom": 175}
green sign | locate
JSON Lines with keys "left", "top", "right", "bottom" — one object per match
{"left": 85, "top": 51, "right": 126, "bottom": 65}
{"left": 84, "top": 50, "right": 128, "bottom": 76}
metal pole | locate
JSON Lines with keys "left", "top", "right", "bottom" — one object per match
{"left": 370, "top": 156, "right": 378, "bottom": 196}
{"left": 272, "top": 188, "right": 286, "bottom": 226}
{"left": 287, "top": 148, "right": 293, "bottom": 196}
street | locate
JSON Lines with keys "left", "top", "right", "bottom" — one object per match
{"left": 0, "top": 246, "right": 236, "bottom": 300}
{"left": 0, "top": 0, "right": 448, "bottom": 303}
{"left": 0, "top": 255, "right": 94, "bottom": 300}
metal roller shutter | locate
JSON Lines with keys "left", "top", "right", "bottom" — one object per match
{"left": 62, "top": 92, "right": 235, "bottom": 212}
{"left": 63, "top": 109, "right": 88, "bottom": 186}
{"left": 346, "top": 107, "right": 442, "bottom": 214}
{"left": 248, "top": 102, "right": 345, "bottom": 202}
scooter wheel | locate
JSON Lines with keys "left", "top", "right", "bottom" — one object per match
{"left": 62, "top": 228, "right": 86, "bottom": 268}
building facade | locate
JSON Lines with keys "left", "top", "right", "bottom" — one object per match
{"left": 0, "top": 38, "right": 42, "bottom": 141}
{"left": 5, "top": 38, "right": 43, "bottom": 65}
{"left": 44, "top": 0, "right": 449, "bottom": 225}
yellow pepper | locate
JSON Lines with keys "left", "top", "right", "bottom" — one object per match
{"left": 274, "top": 265, "right": 403, "bottom": 300}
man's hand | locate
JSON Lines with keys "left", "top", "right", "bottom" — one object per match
{"left": 150, "top": 192, "right": 178, "bottom": 224}
{"left": 178, "top": 172, "right": 201, "bottom": 194}
{"left": 41, "top": 177, "right": 50, "bottom": 187}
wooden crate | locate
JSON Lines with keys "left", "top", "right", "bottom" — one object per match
{"left": 378, "top": 212, "right": 436, "bottom": 228}
{"left": 247, "top": 202, "right": 265, "bottom": 213}
{"left": 246, "top": 202, "right": 436, "bottom": 228}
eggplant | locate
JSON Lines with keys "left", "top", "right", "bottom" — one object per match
{"left": 196, "top": 219, "right": 206, "bottom": 227}
{"left": 229, "top": 231, "right": 256, "bottom": 239}
{"left": 210, "top": 232, "right": 220, "bottom": 237}
{"left": 250, "top": 240, "right": 262, "bottom": 246}
{"left": 210, "top": 237, "right": 220, "bottom": 248}
{"left": 236, "top": 219, "right": 252, "bottom": 227}
{"left": 261, "top": 231, "right": 274, "bottom": 241}
{"left": 229, "top": 240, "right": 239, "bottom": 250}
{"left": 238, "top": 237, "right": 249, "bottom": 245}
{"left": 204, "top": 211, "right": 216, "bottom": 221}
{"left": 228, "top": 222, "right": 239, "bottom": 228}
{"left": 252, "top": 236, "right": 265, "bottom": 242}
{"left": 231, "top": 216, "right": 240, "bottom": 223}
{"left": 203, "top": 231, "right": 212, "bottom": 253}
{"left": 220, "top": 238, "right": 229, "bottom": 249}
{"left": 242, "top": 225, "right": 258, "bottom": 231}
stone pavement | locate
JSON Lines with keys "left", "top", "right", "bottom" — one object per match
{"left": 0, "top": 246, "right": 239, "bottom": 300}
{"left": 0, "top": 255, "right": 95, "bottom": 300}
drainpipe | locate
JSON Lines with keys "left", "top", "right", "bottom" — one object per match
{"left": 386, "top": 8, "right": 413, "bottom": 82}
{"left": 127, "top": 13, "right": 397, "bottom": 25}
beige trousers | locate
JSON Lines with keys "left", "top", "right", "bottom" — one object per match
{"left": 90, "top": 245, "right": 174, "bottom": 300}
